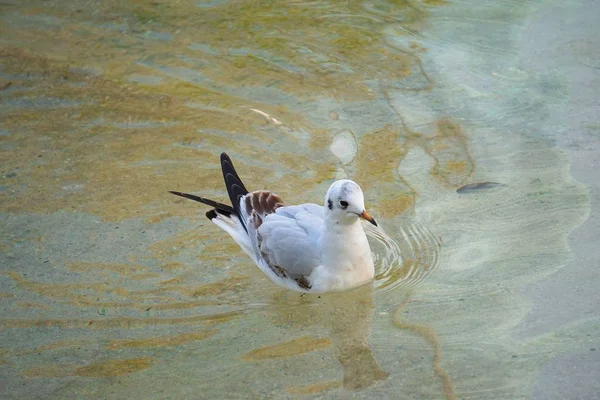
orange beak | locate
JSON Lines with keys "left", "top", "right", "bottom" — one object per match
{"left": 360, "top": 210, "right": 378, "bottom": 226}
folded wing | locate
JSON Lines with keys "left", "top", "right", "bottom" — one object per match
{"left": 240, "top": 194, "right": 324, "bottom": 287}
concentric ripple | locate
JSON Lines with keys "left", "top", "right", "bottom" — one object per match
{"left": 366, "top": 220, "right": 441, "bottom": 293}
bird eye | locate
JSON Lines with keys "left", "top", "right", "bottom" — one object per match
{"left": 339, "top": 200, "right": 348, "bottom": 209}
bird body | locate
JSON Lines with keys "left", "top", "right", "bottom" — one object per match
{"left": 170, "top": 153, "right": 377, "bottom": 293}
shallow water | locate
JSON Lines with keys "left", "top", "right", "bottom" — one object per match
{"left": 1, "top": 0, "right": 599, "bottom": 398}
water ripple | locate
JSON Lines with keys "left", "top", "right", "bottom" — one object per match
{"left": 366, "top": 219, "right": 441, "bottom": 293}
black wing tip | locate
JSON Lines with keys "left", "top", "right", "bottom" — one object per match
{"left": 219, "top": 152, "right": 249, "bottom": 232}
{"left": 169, "top": 190, "right": 187, "bottom": 198}
{"left": 169, "top": 190, "right": 235, "bottom": 216}
{"left": 205, "top": 209, "right": 218, "bottom": 220}
{"left": 170, "top": 153, "right": 246, "bottom": 226}
{"left": 168, "top": 190, "right": 198, "bottom": 201}
{"left": 220, "top": 152, "right": 233, "bottom": 165}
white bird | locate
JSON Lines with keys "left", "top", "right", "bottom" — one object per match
{"left": 169, "top": 153, "right": 378, "bottom": 293}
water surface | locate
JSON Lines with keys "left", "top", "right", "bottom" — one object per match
{"left": 1, "top": 0, "right": 599, "bottom": 399}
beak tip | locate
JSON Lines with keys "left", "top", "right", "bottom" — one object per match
{"left": 360, "top": 211, "right": 378, "bottom": 227}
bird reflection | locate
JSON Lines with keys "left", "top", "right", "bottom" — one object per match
{"left": 267, "top": 283, "right": 388, "bottom": 390}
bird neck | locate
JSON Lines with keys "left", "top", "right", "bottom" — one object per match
{"left": 324, "top": 216, "right": 363, "bottom": 234}
{"left": 321, "top": 219, "right": 372, "bottom": 269}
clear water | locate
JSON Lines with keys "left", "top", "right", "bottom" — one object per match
{"left": 1, "top": 0, "right": 599, "bottom": 399}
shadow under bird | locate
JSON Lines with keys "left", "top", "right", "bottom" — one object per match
{"left": 169, "top": 153, "right": 378, "bottom": 293}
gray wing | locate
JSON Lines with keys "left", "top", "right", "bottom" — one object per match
{"left": 256, "top": 203, "right": 324, "bottom": 278}
{"left": 238, "top": 190, "right": 324, "bottom": 288}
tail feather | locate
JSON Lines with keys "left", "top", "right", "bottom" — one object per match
{"left": 168, "top": 153, "right": 249, "bottom": 228}
{"left": 168, "top": 191, "right": 235, "bottom": 217}
{"left": 220, "top": 152, "right": 249, "bottom": 231}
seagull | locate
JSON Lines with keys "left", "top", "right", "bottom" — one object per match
{"left": 169, "top": 153, "right": 378, "bottom": 293}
